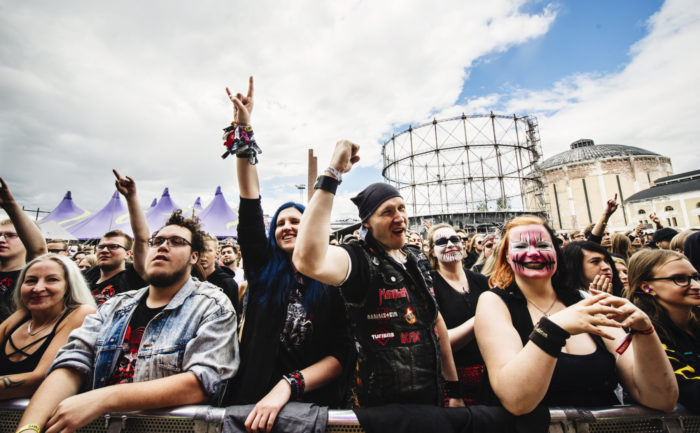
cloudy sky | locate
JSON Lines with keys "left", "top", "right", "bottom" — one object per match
{"left": 1, "top": 0, "right": 698, "bottom": 221}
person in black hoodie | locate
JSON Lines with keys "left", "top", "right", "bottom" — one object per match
{"left": 199, "top": 234, "right": 239, "bottom": 315}
{"left": 222, "top": 77, "right": 352, "bottom": 433}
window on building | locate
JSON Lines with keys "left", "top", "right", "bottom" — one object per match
{"left": 665, "top": 206, "right": 674, "bottom": 212}
{"left": 667, "top": 218, "right": 672, "bottom": 227}
{"left": 672, "top": 217, "right": 678, "bottom": 226}
{"left": 638, "top": 209, "right": 646, "bottom": 215}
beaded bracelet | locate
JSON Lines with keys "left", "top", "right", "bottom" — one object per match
{"left": 282, "top": 370, "right": 305, "bottom": 401}
{"left": 221, "top": 123, "right": 262, "bottom": 165}
{"left": 528, "top": 316, "right": 570, "bottom": 358}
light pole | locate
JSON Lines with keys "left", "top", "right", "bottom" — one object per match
{"left": 294, "top": 184, "right": 306, "bottom": 204}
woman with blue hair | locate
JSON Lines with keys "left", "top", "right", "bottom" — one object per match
{"left": 222, "top": 77, "right": 352, "bottom": 432}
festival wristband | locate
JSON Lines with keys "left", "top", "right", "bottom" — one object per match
{"left": 221, "top": 123, "right": 261, "bottom": 165}
{"left": 314, "top": 175, "right": 339, "bottom": 195}
{"left": 616, "top": 325, "right": 655, "bottom": 355}
{"left": 15, "top": 425, "right": 41, "bottom": 433}
{"left": 325, "top": 166, "right": 343, "bottom": 183}
{"left": 528, "top": 316, "right": 570, "bottom": 358}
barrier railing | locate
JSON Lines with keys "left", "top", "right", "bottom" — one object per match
{"left": 1, "top": 399, "right": 698, "bottom": 433}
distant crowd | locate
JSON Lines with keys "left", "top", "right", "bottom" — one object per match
{"left": 1, "top": 77, "right": 697, "bottom": 433}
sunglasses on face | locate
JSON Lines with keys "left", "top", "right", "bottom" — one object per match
{"left": 434, "top": 236, "right": 461, "bottom": 247}
{"left": 648, "top": 274, "right": 700, "bottom": 287}
{"left": 96, "top": 244, "right": 127, "bottom": 252}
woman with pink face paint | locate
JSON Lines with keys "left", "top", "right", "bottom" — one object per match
{"left": 474, "top": 216, "right": 677, "bottom": 415}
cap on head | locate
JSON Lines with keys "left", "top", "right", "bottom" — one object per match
{"left": 351, "top": 183, "right": 401, "bottom": 222}
{"left": 653, "top": 227, "right": 678, "bottom": 244}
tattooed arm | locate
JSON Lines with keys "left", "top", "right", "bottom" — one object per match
{"left": 0, "top": 306, "right": 95, "bottom": 400}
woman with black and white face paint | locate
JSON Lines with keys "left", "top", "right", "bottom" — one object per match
{"left": 427, "top": 223, "right": 491, "bottom": 404}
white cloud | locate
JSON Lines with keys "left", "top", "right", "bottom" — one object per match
{"left": 442, "top": 0, "right": 700, "bottom": 172}
{"left": 0, "top": 0, "right": 555, "bottom": 218}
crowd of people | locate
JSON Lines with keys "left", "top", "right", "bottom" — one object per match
{"left": 0, "top": 78, "right": 698, "bottom": 433}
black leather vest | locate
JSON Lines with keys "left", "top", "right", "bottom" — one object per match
{"left": 342, "top": 236, "right": 442, "bottom": 407}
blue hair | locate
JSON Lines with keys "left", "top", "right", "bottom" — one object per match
{"left": 248, "top": 201, "right": 327, "bottom": 315}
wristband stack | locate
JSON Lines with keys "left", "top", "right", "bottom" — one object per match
{"left": 282, "top": 370, "right": 306, "bottom": 401}
{"left": 528, "top": 316, "right": 570, "bottom": 358}
{"left": 616, "top": 325, "right": 655, "bottom": 355}
{"left": 222, "top": 123, "right": 262, "bottom": 165}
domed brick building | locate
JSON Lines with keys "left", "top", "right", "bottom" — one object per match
{"left": 538, "top": 139, "right": 672, "bottom": 231}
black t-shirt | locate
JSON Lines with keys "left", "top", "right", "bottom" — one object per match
{"left": 0, "top": 269, "right": 21, "bottom": 323}
{"left": 84, "top": 264, "right": 146, "bottom": 306}
{"left": 432, "top": 269, "right": 489, "bottom": 367}
{"left": 108, "top": 296, "right": 164, "bottom": 385}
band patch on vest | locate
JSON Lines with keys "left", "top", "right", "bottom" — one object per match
{"left": 401, "top": 331, "right": 421, "bottom": 344}
{"left": 367, "top": 308, "right": 399, "bottom": 322}
{"left": 371, "top": 329, "right": 395, "bottom": 346}
{"left": 379, "top": 287, "right": 410, "bottom": 305}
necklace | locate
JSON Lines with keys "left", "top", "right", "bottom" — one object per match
{"left": 526, "top": 296, "right": 558, "bottom": 317}
{"left": 27, "top": 309, "right": 64, "bottom": 336}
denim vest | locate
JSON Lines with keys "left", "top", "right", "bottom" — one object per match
{"left": 342, "top": 237, "right": 442, "bottom": 407}
{"left": 49, "top": 278, "right": 239, "bottom": 399}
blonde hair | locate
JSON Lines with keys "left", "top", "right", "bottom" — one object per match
{"left": 670, "top": 230, "right": 695, "bottom": 253}
{"left": 479, "top": 238, "right": 503, "bottom": 279}
{"left": 610, "top": 232, "right": 631, "bottom": 261}
{"left": 13, "top": 253, "right": 96, "bottom": 312}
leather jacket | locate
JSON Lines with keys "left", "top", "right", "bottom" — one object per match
{"left": 340, "top": 235, "right": 442, "bottom": 407}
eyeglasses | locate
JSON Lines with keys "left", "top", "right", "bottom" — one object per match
{"left": 483, "top": 243, "right": 494, "bottom": 249}
{"left": 96, "top": 244, "right": 127, "bottom": 252}
{"left": 648, "top": 274, "right": 700, "bottom": 287}
{"left": 148, "top": 236, "right": 192, "bottom": 248}
{"left": 0, "top": 232, "right": 19, "bottom": 240}
{"left": 434, "top": 236, "right": 461, "bottom": 247}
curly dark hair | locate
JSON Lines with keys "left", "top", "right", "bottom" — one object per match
{"left": 154, "top": 210, "right": 206, "bottom": 254}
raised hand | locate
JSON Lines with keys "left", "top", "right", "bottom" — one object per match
{"left": 0, "top": 177, "right": 16, "bottom": 208}
{"left": 547, "top": 293, "right": 623, "bottom": 340}
{"left": 226, "top": 76, "right": 254, "bottom": 125}
{"left": 589, "top": 274, "right": 612, "bottom": 294}
{"left": 329, "top": 140, "right": 360, "bottom": 174}
{"left": 604, "top": 193, "right": 619, "bottom": 217}
{"left": 113, "top": 169, "right": 137, "bottom": 198}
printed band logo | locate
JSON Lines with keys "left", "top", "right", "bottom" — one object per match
{"left": 401, "top": 331, "right": 421, "bottom": 344}
{"left": 367, "top": 308, "right": 399, "bottom": 322}
{"left": 404, "top": 307, "right": 416, "bottom": 325}
{"left": 371, "top": 330, "right": 395, "bottom": 346}
{"left": 378, "top": 287, "right": 410, "bottom": 305}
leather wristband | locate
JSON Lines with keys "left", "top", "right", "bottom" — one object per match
{"left": 444, "top": 380, "right": 463, "bottom": 399}
{"left": 314, "top": 175, "right": 339, "bottom": 195}
{"left": 529, "top": 316, "right": 570, "bottom": 358}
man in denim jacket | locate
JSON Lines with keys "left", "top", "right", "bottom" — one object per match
{"left": 16, "top": 201, "right": 239, "bottom": 433}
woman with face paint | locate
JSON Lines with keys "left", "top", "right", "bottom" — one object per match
{"left": 427, "top": 224, "right": 491, "bottom": 404}
{"left": 474, "top": 216, "right": 677, "bottom": 415}
{"left": 628, "top": 249, "right": 700, "bottom": 413}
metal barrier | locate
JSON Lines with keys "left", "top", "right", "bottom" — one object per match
{"left": 2, "top": 399, "right": 698, "bottom": 433}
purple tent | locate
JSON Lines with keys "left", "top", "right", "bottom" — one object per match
{"left": 41, "top": 191, "right": 90, "bottom": 227}
{"left": 198, "top": 187, "right": 238, "bottom": 238}
{"left": 67, "top": 191, "right": 132, "bottom": 240}
{"left": 148, "top": 198, "right": 157, "bottom": 209}
{"left": 193, "top": 197, "right": 203, "bottom": 212}
{"left": 144, "top": 188, "right": 182, "bottom": 232}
